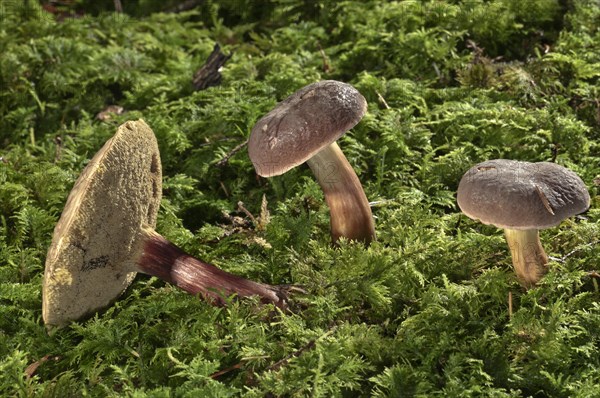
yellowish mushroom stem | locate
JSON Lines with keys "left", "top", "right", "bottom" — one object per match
{"left": 306, "top": 141, "right": 376, "bottom": 244}
{"left": 136, "top": 227, "right": 288, "bottom": 308}
{"left": 504, "top": 228, "right": 549, "bottom": 288}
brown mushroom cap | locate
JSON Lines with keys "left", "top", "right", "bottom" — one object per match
{"left": 43, "top": 119, "right": 162, "bottom": 327}
{"left": 248, "top": 80, "right": 367, "bottom": 177}
{"left": 457, "top": 159, "right": 590, "bottom": 230}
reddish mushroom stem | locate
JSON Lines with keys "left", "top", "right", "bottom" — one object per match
{"left": 136, "top": 228, "right": 287, "bottom": 308}
{"left": 504, "top": 228, "right": 549, "bottom": 288}
{"left": 306, "top": 142, "right": 376, "bottom": 244}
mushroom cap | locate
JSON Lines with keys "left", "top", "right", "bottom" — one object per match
{"left": 248, "top": 80, "right": 367, "bottom": 177}
{"left": 457, "top": 159, "right": 590, "bottom": 230}
{"left": 42, "top": 119, "right": 162, "bottom": 327}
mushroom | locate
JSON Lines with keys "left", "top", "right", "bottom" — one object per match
{"left": 457, "top": 159, "right": 590, "bottom": 287}
{"left": 43, "top": 119, "right": 287, "bottom": 328}
{"left": 248, "top": 80, "right": 375, "bottom": 244}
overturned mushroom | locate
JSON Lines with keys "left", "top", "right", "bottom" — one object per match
{"left": 248, "top": 80, "right": 375, "bottom": 244}
{"left": 43, "top": 120, "right": 288, "bottom": 328}
{"left": 457, "top": 159, "right": 590, "bottom": 287}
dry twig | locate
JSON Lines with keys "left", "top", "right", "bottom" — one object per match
{"left": 193, "top": 44, "right": 232, "bottom": 91}
{"left": 215, "top": 139, "right": 248, "bottom": 167}
{"left": 267, "top": 324, "right": 338, "bottom": 373}
{"left": 25, "top": 355, "right": 61, "bottom": 379}
{"left": 113, "top": 0, "right": 123, "bottom": 13}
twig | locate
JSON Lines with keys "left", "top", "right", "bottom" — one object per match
{"left": 432, "top": 61, "right": 442, "bottom": 81}
{"left": 210, "top": 362, "right": 242, "bottom": 379}
{"left": 215, "top": 139, "right": 248, "bottom": 167}
{"left": 508, "top": 291, "right": 513, "bottom": 318}
{"left": 560, "top": 240, "right": 600, "bottom": 261}
{"left": 195, "top": 137, "right": 237, "bottom": 148}
{"left": 113, "top": 0, "right": 123, "bottom": 13}
{"left": 25, "top": 355, "right": 61, "bottom": 379}
{"left": 376, "top": 91, "right": 390, "bottom": 110}
{"left": 237, "top": 201, "right": 257, "bottom": 226}
{"left": 192, "top": 44, "right": 233, "bottom": 91}
{"left": 54, "top": 136, "right": 63, "bottom": 163}
{"left": 465, "top": 39, "right": 485, "bottom": 63}
{"left": 267, "top": 325, "right": 338, "bottom": 373}
{"left": 317, "top": 42, "right": 331, "bottom": 73}
{"left": 219, "top": 181, "right": 230, "bottom": 197}
{"left": 210, "top": 355, "right": 270, "bottom": 380}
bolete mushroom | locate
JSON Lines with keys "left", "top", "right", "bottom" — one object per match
{"left": 248, "top": 80, "right": 375, "bottom": 244}
{"left": 457, "top": 159, "right": 590, "bottom": 287}
{"left": 43, "top": 119, "right": 287, "bottom": 328}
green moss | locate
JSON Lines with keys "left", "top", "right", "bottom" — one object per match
{"left": 1, "top": 0, "right": 599, "bottom": 396}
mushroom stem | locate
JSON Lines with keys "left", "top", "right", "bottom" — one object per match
{"left": 136, "top": 227, "right": 287, "bottom": 308}
{"left": 504, "top": 228, "right": 549, "bottom": 288}
{"left": 306, "top": 142, "right": 376, "bottom": 244}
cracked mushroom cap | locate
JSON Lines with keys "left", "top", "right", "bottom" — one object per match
{"left": 457, "top": 159, "right": 590, "bottom": 230}
{"left": 248, "top": 80, "right": 367, "bottom": 177}
{"left": 42, "top": 119, "right": 162, "bottom": 328}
